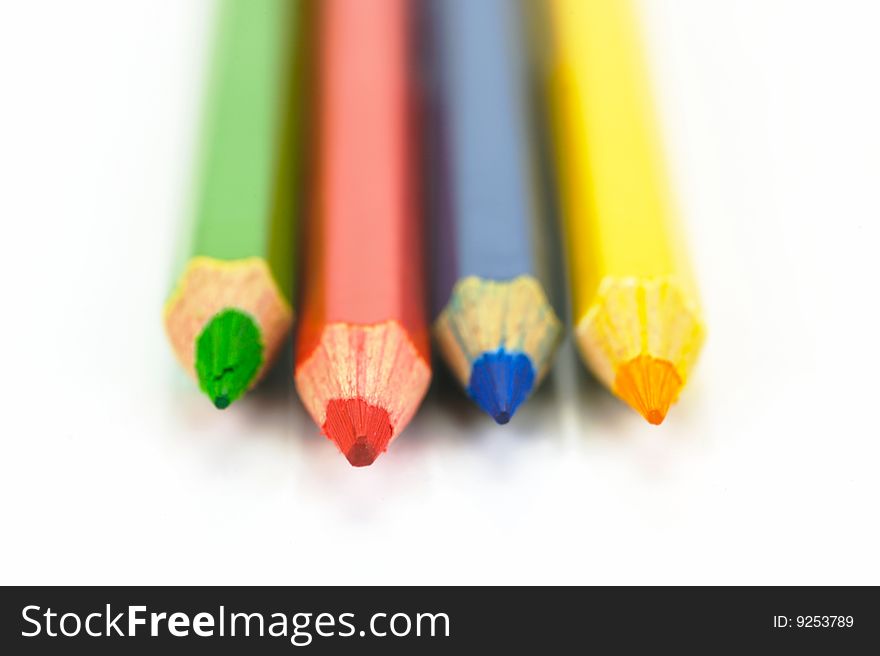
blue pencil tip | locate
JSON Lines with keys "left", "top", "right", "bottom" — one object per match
{"left": 466, "top": 350, "right": 536, "bottom": 425}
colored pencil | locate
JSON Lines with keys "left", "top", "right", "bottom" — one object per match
{"left": 165, "top": 0, "right": 305, "bottom": 409}
{"left": 294, "top": 0, "right": 430, "bottom": 466}
{"left": 544, "top": 0, "right": 705, "bottom": 424}
{"left": 425, "top": 0, "right": 563, "bottom": 424}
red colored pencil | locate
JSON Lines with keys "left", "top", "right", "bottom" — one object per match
{"left": 294, "top": 0, "right": 430, "bottom": 467}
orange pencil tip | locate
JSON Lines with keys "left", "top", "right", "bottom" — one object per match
{"left": 613, "top": 355, "right": 682, "bottom": 425}
{"left": 322, "top": 398, "right": 393, "bottom": 467}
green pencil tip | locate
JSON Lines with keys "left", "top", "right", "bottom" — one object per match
{"left": 195, "top": 309, "right": 264, "bottom": 409}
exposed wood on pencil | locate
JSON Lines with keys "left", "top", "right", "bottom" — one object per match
{"left": 164, "top": 257, "right": 292, "bottom": 388}
{"left": 433, "top": 276, "right": 560, "bottom": 423}
{"left": 296, "top": 322, "right": 430, "bottom": 465}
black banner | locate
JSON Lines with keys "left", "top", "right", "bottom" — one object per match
{"left": 1, "top": 586, "right": 877, "bottom": 653}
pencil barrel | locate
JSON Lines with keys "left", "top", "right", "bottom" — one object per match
{"left": 425, "top": 0, "right": 540, "bottom": 314}
{"left": 294, "top": 0, "right": 430, "bottom": 463}
{"left": 164, "top": 0, "right": 306, "bottom": 406}
{"left": 544, "top": 0, "right": 705, "bottom": 422}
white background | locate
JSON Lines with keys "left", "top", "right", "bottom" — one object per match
{"left": 1, "top": 0, "right": 878, "bottom": 585}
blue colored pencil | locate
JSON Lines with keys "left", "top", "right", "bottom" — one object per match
{"left": 426, "top": 0, "right": 562, "bottom": 424}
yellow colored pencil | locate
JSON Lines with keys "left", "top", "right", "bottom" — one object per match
{"left": 545, "top": 0, "right": 705, "bottom": 424}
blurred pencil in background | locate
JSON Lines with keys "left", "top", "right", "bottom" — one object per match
{"left": 164, "top": 0, "right": 305, "bottom": 409}
{"left": 544, "top": 0, "right": 705, "bottom": 424}
{"left": 294, "top": 0, "right": 430, "bottom": 466}
{"left": 425, "top": 0, "right": 562, "bottom": 424}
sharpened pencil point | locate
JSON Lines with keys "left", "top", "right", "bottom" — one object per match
{"left": 494, "top": 411, "right": 511, "bottom": 425}
{"left": 614, "top": 355, "right": 682, "bottom": 425}
{"left": 323, "top": 398, "right": 393, "bottom": 467}
{"left": 646, "top": 409, "right": 664, "bottom": 425}
{"left": 345, "top": 438, "right": 379, "bottom": 467}
{"left": 467, "top": 350, "right": 536, "bottom": 425}
{"left": 195, "top": 309, "right": 264, "bottom": 409}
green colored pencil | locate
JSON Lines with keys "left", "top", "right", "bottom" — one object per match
{"left": 165, "top": 0, "right": 306, "bottom": 408}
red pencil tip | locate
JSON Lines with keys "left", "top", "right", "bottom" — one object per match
{"left": 345, "top": 438, "right": 379, "bottom": 467}
{"left": 322, "top": 398, "right": 393, "bottom": 467}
